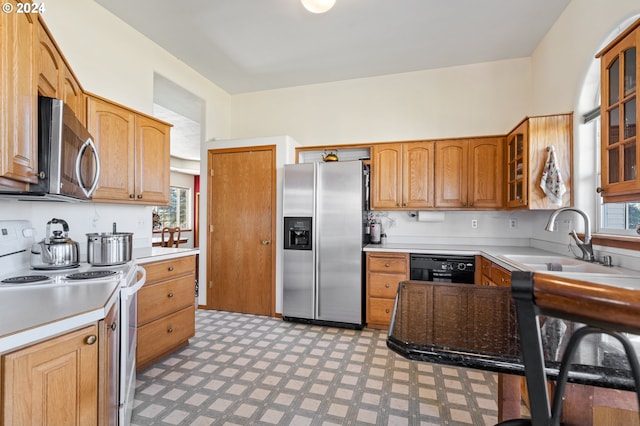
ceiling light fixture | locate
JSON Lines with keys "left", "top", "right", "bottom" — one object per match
{"left": 301, "top": 0, "right": 336, "bottom": 14}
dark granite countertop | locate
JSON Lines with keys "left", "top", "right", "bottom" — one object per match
{"left": 387, "top": 280, "right": 640, "bottom": 391}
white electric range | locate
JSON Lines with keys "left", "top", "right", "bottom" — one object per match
{"left": 0, "top": 220, "right": 145, "bottom": 426}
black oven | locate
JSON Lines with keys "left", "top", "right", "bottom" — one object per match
{"left": 410, "top": 254, "right": 475, "bottom": 284}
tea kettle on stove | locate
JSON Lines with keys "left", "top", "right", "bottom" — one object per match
{"left": 30, "top": 218, "right": 80, "bottom": 269}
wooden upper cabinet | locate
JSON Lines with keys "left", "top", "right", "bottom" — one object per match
{"left": 469, "top": 137, "right": 504, "bottom": 209}
{"left": 35, "top": 17, "right": 60, "bottom": 97}
{"left": 87, "top": 94, "right": 171, "bottom": 205}
{"left": 371, "top": 141, "right": 433, "bottom": 209}
{"left": 87, "top": 95, "right": 136, "bottom": 201}
{"left": 135, "top": 115, "right": 171, "bottom": 204}
{"left": 506, "top": 114, "right": 573, "bottom": 209}
{"left": 0, "top": 1, "right": 38, "bottom": 189}
{"left": 435, "top": 139, "right": 468, "bottom": 208}
{"left": 371, "top": 143, "right": 402, "bottom": 209}
{"left": 62, "top": 62, "right": 85, "bottom": 123}
{"left": 434, "top": 137, "right": 503, "bottom": 209}
{"left": 597, "top": 18, "right": 640, "bottom": 203}
{"left": 402, "top": 141, "right": 434, "bottom": 208}
{"left": 35, "top": 17, "right": 84, "bottom": 122}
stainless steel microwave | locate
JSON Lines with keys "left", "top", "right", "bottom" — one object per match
{"left": 8, "top": 96, "right": 101, "bottom": 201}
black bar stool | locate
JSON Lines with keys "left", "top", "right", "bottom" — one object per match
{"left": 496, "top": 271, "right": 640, "bottom": 426}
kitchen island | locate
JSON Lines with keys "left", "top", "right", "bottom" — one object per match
{"left": 387, "top": 274, "right": 640, "bottom": 424}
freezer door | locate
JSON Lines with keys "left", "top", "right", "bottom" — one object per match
{"left": 282, "top": 163, "right": 316, "bottom": 320}
{"left": 282, "top": 163, "right": 315, "bottom": 217}
{"left": 282, "top": 249, "right": 315, "bottom": 319}
{"left": 316, "top": 161, "right": 363, "bottom": 325}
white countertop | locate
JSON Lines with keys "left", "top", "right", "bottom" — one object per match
{"left": 0, "top": 280, "right": 121, "bottom": 353}
{"left": 0, "top": 248, "right": 199, "bottom": 354}
{"left": 364, "top": 243, "right": 640, "bottom": 287}
{"left": 133, "top": 246, "right": 200, "bottom": 264}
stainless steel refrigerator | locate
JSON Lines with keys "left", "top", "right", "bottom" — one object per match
{"left": 282, "top": 161, "right": 364, "bottom": 328}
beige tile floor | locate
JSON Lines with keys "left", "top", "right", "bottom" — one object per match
{"left": 131, "top": 310, "right": 502, "bottom": 425}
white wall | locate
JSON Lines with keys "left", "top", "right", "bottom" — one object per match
{"left": 230, "top": 58, "right": 532, "bottom": 146}
{"left": 0, "top": 200, "right": 153, "bottom": 258}
{"left": 41, "top": 0, "right": 231, "bottom": 140}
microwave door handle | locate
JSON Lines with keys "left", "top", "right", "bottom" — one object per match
{"left": 76, "top": 138, "right": 101, "bottom": 197}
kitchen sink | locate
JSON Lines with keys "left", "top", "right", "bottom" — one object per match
{"left": 502, "top": 254, "right": 626, "bottom": 274}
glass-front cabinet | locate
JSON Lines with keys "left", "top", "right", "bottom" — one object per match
{"left": 506, "top": 121, "right": 528, "bottom": 208}
{"left": 598, "top": 18, "right": 640, "bottom": 203}
{"left": 505, "top": 114, "right": 572, "bottom": 210}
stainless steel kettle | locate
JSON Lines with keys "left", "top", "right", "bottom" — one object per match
{"left": 30, "top": 218, "right": 80, "bottom": 269}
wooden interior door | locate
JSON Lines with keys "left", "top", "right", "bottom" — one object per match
{"left": 206, "top": 146, "right": 275, "bottom": 316}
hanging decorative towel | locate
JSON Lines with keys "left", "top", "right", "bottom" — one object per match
{"left": 539, "top": 146, "right": 566, "bottom": 206}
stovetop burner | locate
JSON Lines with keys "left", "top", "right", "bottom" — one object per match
{"left": 32, "top": 263, "right": 80, "bottom": 271}
{"left": 1, "top": 275, "right": 51, "bottom": 284}
{"left": 65, "top": 270, "right": 117, "bottom": 280}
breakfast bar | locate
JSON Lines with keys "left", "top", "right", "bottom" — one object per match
{"left": 387, "top": 273, "right": 640, "bottom": 424}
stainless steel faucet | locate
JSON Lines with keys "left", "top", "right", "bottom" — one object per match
{"left": 544, "top": 207, "right": 595, "bottom": 262}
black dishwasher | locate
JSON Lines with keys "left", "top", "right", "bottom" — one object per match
{"left": 409, "top": 254, "right": 475, "bottom": 284}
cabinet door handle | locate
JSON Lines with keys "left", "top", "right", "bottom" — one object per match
{"left": 385, "top": 263, "right": 390, "bottom": 267}
{"left": 168, "top": 292, "right": 174, "bottom": 298}
{"left": 129, "top": 194, "right": 135, "bottom": 199}
{"left": 385, "top": 308, "right": 390, "bottom": 314}
{"left": 167, "top": 327, "right": 174, "bottom": 333}
{"left": 262, "top": 240, "right": 271, "bottom": 245}
{"left": 109, "top": 322, "right": 117, "bottom": 331}
{"left": 137, "top": 194, "right": 143, "bottom": 199}
{"left": 168, "top": 266, "right": 174, "bottom": 272}
{"left": 85, "top": 335, "right": 97, "bottom": 345}
{"left": 385, "top": 283, "right": 390, "bottom": 288}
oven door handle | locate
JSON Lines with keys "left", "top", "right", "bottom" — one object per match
{"left": 125, "top": 266, "right": 146, "bottom": 296}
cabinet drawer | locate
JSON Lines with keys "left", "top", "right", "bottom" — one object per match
{"left": 367, "top": 254, "right": 408, "bottom": 273}
{"left": 137, "top": 305, "right": 195, "bottom": 367}
{"left": 143, "top": 256, "right": 196, "bottom": 284}
{"left": 480, "top": 257, "right": 493, "bottom": 277}
{"left": 137, "top": 275, "right": 195, "bottom": 325}
{"left": 368, "top": 298, "right": 395, "bottom": 325}
{"left": 368, "top": 273, "right": 403, "bottom": 298}
{"left": 492, "top": 266, "right": 511, "bottom": 287}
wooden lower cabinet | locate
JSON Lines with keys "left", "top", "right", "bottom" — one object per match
{"left": 479, "top": 256, "right": 512, "bottom": 287}
{"left": 2, "top": 324, "right": 99, "bottom": 426}
{"left": 137, "top": 255, "right": 196, "bottom": 370}
{"left": 99, "top": 301, "right": 119, "bottom": 426}
{"left": 366, "top": 252, "right": 409, "bottom": 329}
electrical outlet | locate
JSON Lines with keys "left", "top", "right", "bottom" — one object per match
{"left": 509, "top": 218, "right": 517, "bottom": 229}
{"left": 471, "top": 219, "right": 478, "bottom": 229}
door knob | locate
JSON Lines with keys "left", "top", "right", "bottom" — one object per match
{"left": 261, "top": 240, "right": 271, "bottom": 245}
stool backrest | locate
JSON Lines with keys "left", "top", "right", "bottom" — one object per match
{"left": 510, "top": 270, "right": 640, "bottom": 425}
{"left": 161, "top": 227, "right": 181, "bottom": 248}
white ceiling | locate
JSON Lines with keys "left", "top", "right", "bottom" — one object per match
{"left": 94, "top": 0, "right": 571, "bottom": 95}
